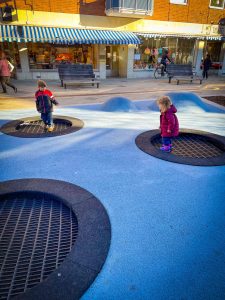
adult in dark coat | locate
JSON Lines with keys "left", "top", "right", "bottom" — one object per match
{"left": 202, "top": 54, "right": 212, "bottom": 79}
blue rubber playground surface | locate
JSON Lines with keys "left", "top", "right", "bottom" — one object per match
{"left": 1, "top": 92, "right": 225, "bottom": 300}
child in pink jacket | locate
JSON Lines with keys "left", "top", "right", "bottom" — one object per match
{"left": 157, "top": 96, "right": 179, "bottom": 152}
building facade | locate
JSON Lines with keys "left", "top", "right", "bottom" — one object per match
{"left": 0, "top": 0, "right": 225, "bottom": 80}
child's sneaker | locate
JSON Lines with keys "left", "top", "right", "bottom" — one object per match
{"left": 48, "top": 125, "right": 54, "bottom": 132}
{"left": 160, "top": 145, "right": 171, "bottom": 152}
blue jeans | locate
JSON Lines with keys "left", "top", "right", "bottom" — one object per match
{"left": 41, "top": 112, "right": 53, "bottom": 126}
{"left": 162, "top": 137, "right": 171, "bottom": 146}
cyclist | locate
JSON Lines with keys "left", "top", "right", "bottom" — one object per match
{"left": 160, "top": 50, "right": 171, "bottom": 76}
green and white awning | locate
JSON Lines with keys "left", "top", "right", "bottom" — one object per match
{"left": 0, "top": 25, "right": 141, "bottom": 45}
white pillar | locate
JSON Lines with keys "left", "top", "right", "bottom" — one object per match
{"left": 18, "top": 43, "right": 30, "bottom": 79}
{"left": 195, "top": 40, "right": 205, "bottom": 76}
{"left": 99, "top": 45, "right": 106, "bottom": 79}
{"left": 127, "top": 44, "right": 135, "bottom": 79}
{"left": 219, "top": 43, "right": 225, "bottom": 76}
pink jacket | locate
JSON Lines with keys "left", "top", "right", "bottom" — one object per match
{"left": 160, "top": 105, "right": 179, "bottom": 137}
{"left": 0, "top": 59, "right": 11, "bottom": 77}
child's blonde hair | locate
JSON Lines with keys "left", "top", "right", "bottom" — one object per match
{"left": 37, "top": 80, "right": 47, "bottom": 88}
{"left": 157, "top": 96, "right": 172, "bottom": 112}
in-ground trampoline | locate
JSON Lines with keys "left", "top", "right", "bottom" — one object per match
{"left": 0, "top": 116, "right": 84, "bottom": 138}
{"left": 0, "top": 179, "right": 111, "bottom": 300}
{"left": 135, "top": 129, "right": 225, "bottom": 166}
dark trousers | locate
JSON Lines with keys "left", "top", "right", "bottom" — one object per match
{"left": 0, "top": 76, "right": 16, "bottom": 93}
{"left": 202, "top": 70, "right": 208, "bottom": 79}
{"left": 41, "top": 112, "right": 53, "bottom": 126}
{"left": 162, "top": 137, "right": 172, "bottom": 146}
{"left": 161, "top": 63, "right": 166, "bottom": 75}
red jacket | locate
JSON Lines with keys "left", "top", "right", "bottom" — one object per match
{"left": 160, "top": 105, "right": 179, "bottom": 137}
{"left": 35, "top": 89, "right": 58, "bottom": 113}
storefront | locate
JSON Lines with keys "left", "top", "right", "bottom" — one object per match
{"left": 0, "top": 24, "right": 140, "bottom": 80}
{"left": 0, "top": 24, "right": 224, "bottom": 80}
{"left": 129, "top": 33, "right": 225, "bottom": 78}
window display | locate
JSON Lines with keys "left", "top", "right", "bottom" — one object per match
{"left": 27, "top": 43, "right": 98, "bottom": 70}
{"left": 133, "top": 37, "right": 195, "bottom": 70}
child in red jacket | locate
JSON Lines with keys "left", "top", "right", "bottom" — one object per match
{"left": 157, "top": 96, "right": 179, "bottom": 152}
{"left": 35, "top": 80, "right": 58, "bottom": 132}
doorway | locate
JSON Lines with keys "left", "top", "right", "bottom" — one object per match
{"left": 106, "top": 45, "right": 119, "bottom": 77}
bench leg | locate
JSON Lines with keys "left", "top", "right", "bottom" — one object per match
{"left": 97, "top": 83, "right": 99, "bottom": 88}
{"left": 61, "top": 80, "right": 63, "bottom": 87}
{"left": 200, "top": 80, "right": 202, "bottom": 85}
{"left": 169, "top": 77, "right": 171, "bottom": 84}
{"left": 64, "top": 84, "right": 67, "bottom": 89}
{"left": 177, "top": 80, "right": 179, "bottom": 85}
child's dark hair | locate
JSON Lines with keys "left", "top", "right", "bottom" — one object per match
{"left": 37, "top": 80, "right": 47, "bottom": 88}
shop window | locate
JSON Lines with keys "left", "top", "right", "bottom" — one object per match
{"left": 170, "top": 0, "right": 187, "bottom": 4}
{"left": 133, "top": 37, "right": 195, "bottom": 70}
{"left": 105, "top": 0, "right": 153, "bottom": 18}
{"left": 203, "top": 41, "right": 223, "bottom": 69}
{"left": 176, "top": 39, "right": 195, "bottom": 65}
{"left": 133, "top": 38, "right": 167, "bottom": 70}
{"left": 27, "top": 43, "right": 98, "bottom": 70}
{"left": 0, "top": 2, "right": 18, "bottom": 22}
{"left": 209, "top": 0, "right": 225, "bottom": 8}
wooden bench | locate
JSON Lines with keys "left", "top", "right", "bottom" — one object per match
{"left": 167, "top": 64, "right": 202, "bottom": 85}
{"left": 58, "top": 63, "right": 100, "bottom": 89}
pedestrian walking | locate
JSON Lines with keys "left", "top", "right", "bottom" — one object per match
{"left": 35, "top": 80, "right": 59, "bottom": 132}
{"left": 157, "top": 96, "right": 179, "bottom": 153}
{"left": 202, "top": 54, "right": 212, "bottom": 79}
{"left": 0, "top": 52, "right": 17, "bottom": 93}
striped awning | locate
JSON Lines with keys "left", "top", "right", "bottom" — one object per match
{"left": 0, "top": 25, "right": 140, "bottom": 45}
{"left": 136, "top": 32, "right": 224, "bottom": 41}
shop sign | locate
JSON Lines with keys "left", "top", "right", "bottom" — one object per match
{"left": 202, "top": 24, "right": 219, "bottom": 35}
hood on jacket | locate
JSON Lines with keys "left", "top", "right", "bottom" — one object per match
{"left": 167, "top": 104, "right": 177, "bottom": 114}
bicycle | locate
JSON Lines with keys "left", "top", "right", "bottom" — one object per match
{"left": 154, "top": 60, "right": 174, "bottom": 79}
{"left": 154, "top": 63, "right": 168, "bottom": 79}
